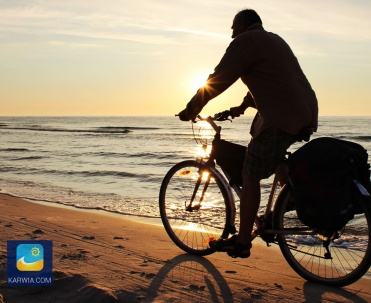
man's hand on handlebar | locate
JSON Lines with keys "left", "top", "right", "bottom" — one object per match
{"left": 177, "top": 109, "right": 189, "bottom": 121}
{"left": 213, "top": 107, "right": 244, "bottom": 121}
{"left": 177, "top": 106, "right": 244, "bottom": 122}
{"left": 213, "top": 110, "right": 232, "bottom": 121}
{"left": 229, "top": 106, "right": 245, "bottom": 118}
{"left": 177, "top": 109, "right": 197, "bottom": 122}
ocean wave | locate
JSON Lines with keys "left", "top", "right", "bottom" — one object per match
{"left": 0, "top": 165, "right": 155, "bottom": 180}
{"left": 0, "top": 148, "right": 30, "bottom": 152}
{"left": 336, "top": 135, "right": 371, "bottom": 142}
{"left": 98, "top": 126, "right": 160, "bottom": 131}
{"left": 0, "top": 191, "right": 161, "bottom": 221}
{"left": 84, "top": 170, "right": 138, "bottom": 178}
{"left": 12, "top": 156, "right": 45, "bottom": 161}
{"left": 147, "top": 133, "right": 194, "bottom": 138}
{"left": 47, "top": 169, "right": 141, "bottom": 179}
{"left": 86, "top": 151, "right": 181, "bottom": 160}
{"left": 127, "top": 152, "right": 180, "bottom": 160}
{"left": 0, "top": 126, "right": 132, "bottom": 134}
{"left": 0, "top": 181, "right": 161, "bottom": 219}
{"left": 352, "top": 136, "right": 371, "bottom": 142}
{"left": 286, "top": 234, "right": 369, "bottom": 251}
{"left": 87, "top": 151, "right": 129, "bottom": 158}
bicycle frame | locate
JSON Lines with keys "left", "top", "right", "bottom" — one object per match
{"left": 194, "top": 115, "right": 315, "bottom": 241}
{"left": 161, "top": 114, "right": 371, "bottom": 286}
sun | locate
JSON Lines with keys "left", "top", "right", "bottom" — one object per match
{"left": 191, "top": 73, "right": 209, "bottom": 91}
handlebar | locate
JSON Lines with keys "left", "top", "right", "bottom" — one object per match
{"left": 176, "top": 110, "right": 234, "bottom": 135}
{"left": 213, "top": 110, "right": 233, "bottom": 122}
{"left": 175, "top": 110, "right": 233, "bottom": 122}
{"left": 196, "top": 110, "right": 234, "bottom": 134}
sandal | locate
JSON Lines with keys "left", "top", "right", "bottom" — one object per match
{"left": 209, "top": 235, "right": 252, "bottom": 258}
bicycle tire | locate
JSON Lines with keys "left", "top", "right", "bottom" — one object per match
{"left": 159, "top": 160, "right": 232, "bottom": 256}
{"left": 274, "top": 185, "right": 371, "bottom": 286}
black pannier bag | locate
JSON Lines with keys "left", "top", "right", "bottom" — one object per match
{"left": 213, "top": 139, "right": 246, "bottom": 187}
{"left": 287, "top": 137, "right": 370, "bottom": 231}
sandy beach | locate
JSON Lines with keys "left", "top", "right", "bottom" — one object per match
{"left": 0, "top": 193, "right": 370, "bottom": 303}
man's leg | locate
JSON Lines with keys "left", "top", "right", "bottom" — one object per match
{"left": 237, "top": 128, "right": 295, "bottom": 245}
{"left": 210, "top": 128, "right": 295, "bottom": 256}
{"left": 236, "top": 173, "right": 260, "bottom": 245}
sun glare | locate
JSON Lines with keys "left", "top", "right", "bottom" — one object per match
{"left": 191, "top": 74, "right": 209, "bottom": 91}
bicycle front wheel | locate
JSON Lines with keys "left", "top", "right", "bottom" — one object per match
{"left": 159, "top": 160, "right": 232, "bottom": 256}
{"left": 274, "top": 186, "right": 371, "bottom": 286}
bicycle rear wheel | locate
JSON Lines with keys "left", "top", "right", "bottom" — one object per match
{"left": 159, "top": 160, "right": 232, "bottom": 256}
{"left": 274, "top": 186, "right": 371, "bottom": 287}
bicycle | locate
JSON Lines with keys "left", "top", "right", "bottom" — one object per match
{"left": 159, "top": 112, "right": 371, "bottom": 287}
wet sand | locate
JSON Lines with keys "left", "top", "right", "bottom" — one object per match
{"left": 0, "top": 193, "right": 370, "bottom": 302}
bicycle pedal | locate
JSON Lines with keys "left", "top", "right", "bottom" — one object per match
{"left": 227, "top": 251, "right": 237, "bottom": 258}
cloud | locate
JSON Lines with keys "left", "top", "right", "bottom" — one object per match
{"left": 48, "top": 40, "right": 101, "bottom": 48}
{"left": 0, "top": 1, "right": 234, "bottom": 47}
{"left": 167, "top": 27, "right": 229, "bottom": 41}
{"left": 1, "top": 0, "right": 370, "bottom": 55}
{"left": 260, "top": 0, "right": 371, "bottom": 42}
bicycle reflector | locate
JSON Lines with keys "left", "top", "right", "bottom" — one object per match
{"left": 205, "top": 236, "right": 216, "bottom": 245}
{"left": 180, "top": 170, "right": 192, "bottom": 176}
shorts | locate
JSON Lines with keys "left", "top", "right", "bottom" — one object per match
{"left": 244, "top": 128, "right": 295, "bottom": 180}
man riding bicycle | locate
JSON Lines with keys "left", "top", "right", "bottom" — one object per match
{"left": 178, "top": 9, "right": 318, "bottom": 258}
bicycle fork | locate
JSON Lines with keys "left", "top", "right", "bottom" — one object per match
{"left": 185, "top": 168, "right": 210, "bottom": 212}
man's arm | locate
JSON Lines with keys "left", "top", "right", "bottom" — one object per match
{"left": 178, "top": 37, "right": 249, "bottom": 121}
{"left": 229, "top": 91, "right": 256, "bottom": 118}
{"left": 242, "top": 91, "right": 256, "bottom": 109}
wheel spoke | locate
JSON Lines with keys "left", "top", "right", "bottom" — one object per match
{"left": 159, "top": 161, "right": 230, "bottom": 255}
{"left": 274, "top": 186, "right": 371, "bottom": 286}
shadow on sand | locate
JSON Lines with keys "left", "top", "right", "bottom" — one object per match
{"left": 144, "top": 253, "right": 370, "bottom": 302}
{"left": 146, "top": 253, "right": 234, "bottom": 302}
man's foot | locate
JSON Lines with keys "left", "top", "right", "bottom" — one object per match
{"left": 209, "top": 235, "right": 251, "bottom": 258}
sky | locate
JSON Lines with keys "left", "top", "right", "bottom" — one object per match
{"left": 0, "top": 0, "right": 370, "bottom": 116}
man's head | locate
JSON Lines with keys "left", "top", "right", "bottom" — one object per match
{"left": 231, "top": 9, "right": 262, "bottom": 39}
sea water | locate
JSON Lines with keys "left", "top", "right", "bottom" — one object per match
{"left": 1, "top": 116, "right": 370, "bottom": 220}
